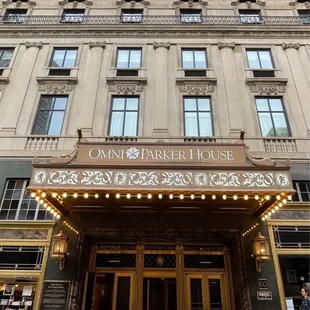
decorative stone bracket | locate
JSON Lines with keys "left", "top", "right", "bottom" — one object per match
{"left": 89, "top": 41, "right": 106, "bottom": 49}
{"left": 106, "top": 77, "right": 147, "bottom": 95}
{"left": 0, "top": 77, "right": 9, "bottom": 92}
{"left": 25, "top": 41, "right": 43, "bottom": 49}
{"left": 231, "top": 0, "right": 265, "bottom": 6}
{"left": 59, "top": 0, "right": 92, "bottom": 6}
{"left": 176, "top": 77, "right": 217, "bottom": 95}
{"left": 245, "top": 78, "right": 288, "bottom": 96}
{"left": 153, "top": 42, "right": 170, "bottom": 50}
{"left": 2, "top": 0, "right": 36, "bottom": 6}
{"left": 218, "top": 42, "right": 236, "bottom": 50}
{"left": 116, "top": 0, "right": 150, "bottom": 6}
{"left": 173, "top": 0, "right": 208, "bottom": 7}
{"left": 289, "top": 0, "right": 309, "bottom": 8}
{"left": 36, "top": 77, "right": 78, "bottom": 94}
{"left": 282, "top": 43, "right": 300, "bottom": 50}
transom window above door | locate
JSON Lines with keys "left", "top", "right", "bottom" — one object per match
{"left": 184, "top": 97, "right": 213, "bottom": 137}
{"left": 109, "top": 97, "right": 139, "bottom": 137}
{"left": 255, "top": 97, "right": 290, "bottom": 137}
{"left": 182, "top": 49, "right": 207, "bottom": 69}
{"left": 116, "top": 48, "right": 142, "bottom": 68}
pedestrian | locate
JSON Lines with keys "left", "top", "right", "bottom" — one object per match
{"left": 301, "top": 287, "right": 310, "bottom": 310}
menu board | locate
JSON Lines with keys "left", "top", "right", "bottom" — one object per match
{"left": 41, "top": 281, "right": 70, "bottom": 310}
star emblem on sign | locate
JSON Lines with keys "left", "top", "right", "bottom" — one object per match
{"left": 126, "top": 147, "right": 140, "bottom": 160}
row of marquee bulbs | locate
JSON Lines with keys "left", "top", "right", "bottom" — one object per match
{"left": 31, "top": 193, "right": 61, "bottom": 219}
{"left": 261, "top": 195, "right": 290, "bottom": 221}
{"left": 49, "top": 192, "right": 277, "bottom": 201}
{"left": 63, "top": 221, "right": 79, "bottom": 234}
{"left": 242, "top": 223, "right": 259, "bottom": 237}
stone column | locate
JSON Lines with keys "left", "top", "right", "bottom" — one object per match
{"left": 218, "top": 42, "right": 244, "bottom": 137}
{"left": 176, "top": 242, "right": 185, "bottom": 310}
{"left": 0, "top": 41, "right": 43, "bottom": 135}
{"left": 134, "top": 243, "right": 144, "bottom": 310}
{"left": 152, "top": 42, "right": 170, "bottom": 138}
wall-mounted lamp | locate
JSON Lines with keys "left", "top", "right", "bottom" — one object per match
{"left": 252, "top": 232, "right": 271, "bottom": 272}
{"left": 51, "top": 231, "right": 68, "bottom": 271}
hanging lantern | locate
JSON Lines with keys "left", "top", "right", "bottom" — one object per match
{"left": 252, "top": 232, "right": 271, "bottom": 272}
{"left": 51, "top": 231, "right": 68, "bottom": 271}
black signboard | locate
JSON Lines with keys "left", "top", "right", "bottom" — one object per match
{"left": 257, "top": 291, "right": 273, "bottom": 300}
{"left": 258, "top": 279, "right": 269, "bottom": 290}
{"left": 41, "top": 281, "right": 70, "bottom": 310}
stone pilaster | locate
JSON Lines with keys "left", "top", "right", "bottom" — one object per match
{"left": 152, "top": 42, "right": 170, "bottom": 138}
{"left": 134, "top": 243, "right": 144, "bottom": 310}
{"left": 176, "top": 242, "right": 185, "bottom": 310}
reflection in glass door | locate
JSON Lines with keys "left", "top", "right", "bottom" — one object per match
{"left": 187, "top": 273, "right": 228, "bottom": 310}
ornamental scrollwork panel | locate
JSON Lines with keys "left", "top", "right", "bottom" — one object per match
{"left": 32, "top": 169, "right": 291, "bottom": 190}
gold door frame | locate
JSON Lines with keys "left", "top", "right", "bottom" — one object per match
{"left": 268, "top": 219, "right": 310, "bottom": 310}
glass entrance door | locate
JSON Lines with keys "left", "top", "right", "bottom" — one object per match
{"left": 186, "top": 273, "right": 229, "bottom": 310}
{"left": 143, "top": 278, "right": 177, "bottom": 310}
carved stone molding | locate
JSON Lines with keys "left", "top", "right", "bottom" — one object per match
{"left": 153, "top": 42, "right": 170, "bottom": 50}
{"left": 106, "top": 77, "right": 147, "bottom": 95}
{"left": 176, "top": 77, "right": 217, "bottom": 94}
{"left": 25, "top": 41, "right": 43, "bottom": 49}
{"left": 116, "top": 0, "right": 150, "bottom": 6}
{"left": 59, "top": 0, "right": 92, "bottom": 6}
{"left": 282, "top": 43, "right": 300, "bottom": 50}
{"left": 231, "top": 0, "right": 265, "bottom": 6}
{"left": 218, "top": 42, "right": 236, "bottom": 50}
{"left": 245, "top": 78, "right": 288, "bottom": 96}
{"left": 289, "top": 0, "right": 309, "bottom": 7}
{"left": 36, "top": 77, "right": 78, "bottom": 94}
{"left": 89, "top": 41, "right": 106, "bottom": 49}
{"left": 173, "top": 0, "right": 208, "bottom": 7}
{"left": 2, "top": 0, "right": 36, "bottom": 6}
{"left": 0, "top": 77, "right": 10, "bottom": 92}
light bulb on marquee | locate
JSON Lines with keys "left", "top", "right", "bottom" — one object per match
{"left": 282, "top": 199, "right": 287, "bottom": 204}
{"left": 31, "top": 192, "right": 36, "bottom": 198}
{"left": 35, "top": 196, "right": 40, "bottom": 201}
{"left": 116, "top": 193, "right": 120, "bottom": 199}
{"left": 148, "top": 194, "right": 152, "bottom": 199}
{"left": 95, "top": 194, "right": 99, "bottom": 199}
{"left": 201, "top": 194, "right": 205, "bottom": 200}
{"left": 233, "top": 195, "right": 238, "bottom": 200}
{"left": 47, "top": 206, "right": 51, "bottom": 211}
{"left": 244, "top": 195, "right": 249, "bottom": 200}
{"left": 275, "top": 205, "right": 279, "bottom": 210}
{"left": 169, "top": 194, "right": 173, "bottom": 199}
{"left": 39, "top": 200, "right": 44, "bottom": 205}
{"left": 264, "top": 215, "right": 268, "bottom": 219}
{"left": 105, "top": 193, "right": 110, "bottom": 198}
{"left": 180, "top": 194, "right": 184, "bottom": 200}
{"left": 271, "top": 209, "right": 275, "bottom": 213}
{"left": 52, "top": 193, "right": 57, "bottom": 198}
{"left": 62, "top": 193, "right": 67, "bottom": 198}
{"left": 222, "top": 194, "right": 227, "bottom": 200}
{"left": 191, "top": 194, "right": 194, "bottom": 200}
{"left": 288, "top": 195, "right": 292, "bottom": 200}
{"left": 43, "top": 203, "right": 48, "bottom": 208}
{"left": 50, "top": 209, "right": 55, "bottom": 215}
{"left": 158, "top": 193, "right": 163, "bottom": 199}
{"left": 262, "top": 217, "right": 265, "bottom": 221}
{"left": 279, "top": 202, "right": 283, "bottom": 207}
{"left": 268, "top": 212, "right": 271, "bottom": 216}
{"left": 41, "top": 193, "right": 46, "bottom": 198}
{"left": 126, "top": 193, "right": 131, "bottom": 199}
{"left": 212, "top": 195, "right": 216, "bottom": 200}
{"left": 56, "top": 214, "right": 61, "bottom": 219}
{"left": 255, "top": 195, "right": 259, "bottom": 200}
{"left": 84, "top": 193, "right": 89, "bottom": 199}
{"left": 73, "top": 193, "right": 78, "bottom": 198}
{"left": 137, "top": 193, "right": 142, "bottom": 199}
{"left": 265, "top": 195, "right": 270, "bottom": 200}
{"left": 276, "top": 195, "right": 281, "bottom": 200}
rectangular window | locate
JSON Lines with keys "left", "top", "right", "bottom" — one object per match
{"left": 180, "top": 9, "right": 202, "bottom": 24}
{"left": 246, "top": 49, "right": 274, "bottom": 69}
{"left": 184, "top": 97, "right": 213, "bottom": 137}
{"left": 298, "top": 10, "right": 310, "bottom": 24}
{"left": 50, "top": 48, "right": 78, "bottom": 68}
{"left": 239, "top": 10, "right": 262, "bottom": 24}
{"left": 109, "top": 97, "right": 139, "bottom": 136}
{"left": 0, "top": 179, "right": 53, "bottom": 221}
{"left": 61, "top": 9, "right": 85, "bottom": 23}
{"left": 4, "top": 9, "right": 27, "bottom": 24}
{"left": 0, "top": 48, "right": 14, "bottom": 67}
{"left": 182, "top": 49, "right": 207, "bottom": 69}
{"left": 32, "top": 96, "right": 68, "bottom": 135}
{"left": 121, "top": 9, "right": 143, "bottom": 23}
{"left": 293, "top": 181, "right": 310, "bottom": 202}
{"left": 116, "top": 49, "right": 141, "bottom": 69}
{"left": 255, "top": 97, "right": 290, "bottom": 137}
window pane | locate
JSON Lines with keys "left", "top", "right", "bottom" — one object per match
{"left": 199, "top": 113, "right": 213, "bottom": 136}
{"left": 259, "top": 51, "right": 273, "bottom": 69}
{"left": 52, "top": 50, "right": 65, "bottom": 67}
{"left": 117, "top": 50, "right": 129, "bottom": 68}
{"left": 110, "top": 112, "right": 124, "bottom": 136}
{"left": 190, "top": 279, "right": 203, "bottom": 310}
{"left": 259, "top": 113, "right": 274, "bottom": 136}
{"left": 197, "top": 98, "right": 210, "bottom": 111}
{"left": 269, "top": 98, "right": 283, "bottom": 111}
{"left": 40, "top": 97, "right": 53, "bottom": 110}
{"left": 256, "top": 98, "right": 269, "bottom": 111}
{"left": 5, "top": 190, "right": 13, "bottom": 199}
{"left": 26, "top": 211, "right": 35, "bottom": 220}
{"left": 272, "top": 113, "right": 289, "bottom": 136}
{"left": 182, "top": 50, "right": 194, "bottom": 69}
{"left": 194, "top": 51, "right": 206, "bottom": 68}
{"left": 64, "top": 49, "right": 77, "bottom": 67}
{"left": 33, "top": 111, "right": 51, "bottom": 134}
{"left": 54, "top": 97, "right": 67, "bottom": 110}
{"left": 129, "top": 50, "right": 141, "bottom": 68}
{"left": 209, "top": 279, "right": 223, "bottom": 310}
{"left": 185, "top": 112, "right": 198, "bottom": 136}
{"left": 247, "top": 51, "right": 260, "bottom": 68}
{"left": 12, "top": 190, "right": 22, "bottom": 200}
{"left": 184, "top": 98, "right": 197, "bottom": 111}
{"left": 48, "top": 111, "right": 65, "bottom": 135}
{"left": 124, "top": 112, "right": 138, "bottom": 136}
{"left": 18, "top": 210, "right": 27, "bottom": 220}
{"left": 113, "top": 98, "right": 125, "bottom": 110}
{"left": 7, "top": 180, "right": 15, "bottom": 189}
{"left": 126, "top": 98, "right": 138, "bottom": 111}
{"left": 0, "top": 49, "right": 13, "bottom": 67}
{"left": 15, "top": 180, "right": 24, "bottom": 189}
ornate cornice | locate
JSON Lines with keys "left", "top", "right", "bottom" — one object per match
{"left": 218, "top": 42, "right": 236, "bottom": 49}
{"left": 245, "top": 78, "right": 288, "bottom": 96}
{"left": 282, "top": 42, "right": 300, "bottom": 50}
{"left": 231, "top": 0, "right": 265, "bottom": 6}
{"left": 25, "top": 41, "right": 43, "bottom": 49}
{"left": 116, "top": 0, "right": 150, "bottom": 6}
{"left": 106, "top": 76, "right": 147, "bottom": 95}
{"left": 176, "top": 77, "right": 217, "bottom": 94}
{"left": 58, "top": 0, "right": 93, "bottom": 6}
{"left": 289, "top": 0, "right": 309, "bottom": 7}
{"left": 89, "top": 41, "right": 106, "bottom": 49}
{"left": 153, "top": 42, "right": 170, "bottom": 49}
{"left": 36, "top": 77, "right": 78, "bottom": 94}
{"left": 173, "top": 0, "right": 208, "bottom": 7}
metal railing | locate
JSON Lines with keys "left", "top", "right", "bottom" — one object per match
{"left": 0, "top": 15, "right": 308, "bottom": 26}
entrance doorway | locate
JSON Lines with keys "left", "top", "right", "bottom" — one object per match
{"left": 143, "top": 278, "right": 177, "bottom": 310}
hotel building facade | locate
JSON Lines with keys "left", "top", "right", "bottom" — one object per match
{"left": 0, "top": 0, "right": 309, "bottom": 309}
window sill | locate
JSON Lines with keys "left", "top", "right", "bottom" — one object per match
{"left": 245, "top": 77, "right": 288, "bottom": 96}
{"left": 106, "top": 76, "right": 147, "bottom": 94}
